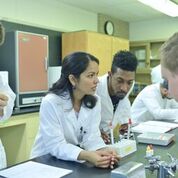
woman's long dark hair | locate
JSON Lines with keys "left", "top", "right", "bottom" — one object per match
{"left": 49, "top": 51, "right": 99, "bottom": 109}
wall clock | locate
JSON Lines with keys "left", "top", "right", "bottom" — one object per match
{"left": 104, "top": 21, "right": 114, "bottom": 35}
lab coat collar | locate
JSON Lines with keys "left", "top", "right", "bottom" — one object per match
{"left": 99, "top": 74, "right": 112, "bottom": 102}
{"left": 60, "top": 93, "right": 91, "bottom": 131}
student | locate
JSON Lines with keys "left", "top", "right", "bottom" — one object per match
{"left": 31, "top": 52, "right": 119, "bottom": 168}
{"left": 131, "top": 80, "right": 178, "bottom": 124}
{"left": 0, "top": 79, "right": 15, "bottom": 121}
{"left": 0, "top": 23, "right": 16, "bottom": 169}
{"left": 96, "top": 50, "right": 138, "bottom": 143}
{"left": 151, "top": 64, "right": 162, "bottom": 84}
{"left": 160, "top": 32, "right": 178, "bottom": 101}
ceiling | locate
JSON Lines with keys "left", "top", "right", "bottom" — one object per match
{"left": 56, "top": 0, "right": 170, "bottom": 22}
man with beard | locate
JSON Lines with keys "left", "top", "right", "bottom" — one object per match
{"left": 131, "top": 80, "right": 178, "bottom": 124}
{"left": 96, "top": 50, "right": 138, "bottom": 143}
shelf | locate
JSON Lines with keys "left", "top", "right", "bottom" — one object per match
{"left": 136, "top": 68, "right": 151, "bottom": 74}
{"left": 130, "top": 39, "right": 165, "bottom": 85}
{"left": 150, "top": 58, "right": 160, "bottom": 61}
{"left": 130, "top": 39, "right": 165, "bottom": 69}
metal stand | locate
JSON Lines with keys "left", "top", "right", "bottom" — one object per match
{"left": 145, "top": 153, "right": 177, "bottom": 178}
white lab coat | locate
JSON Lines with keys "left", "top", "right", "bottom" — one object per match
{"left": 131, "top": 83, "right": 178, "bottom": 124}
{"left": 31, "top": 93, "right": 106, "bottom": 161}
{"left": 96, "top": 74, "right": 131, "bottom": 134}
{"left": 0, "top": 76, "right": 16, "bottom": 121}
{"left": 151, "top": 64, "right": 163, "bottom": 84}
{"left": 0, "top": 75, "right": 16, "bottom": 169}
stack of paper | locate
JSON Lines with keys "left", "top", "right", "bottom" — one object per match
{"left": 0, "top": 161, "right": 72, "bottom": 178}
{"left": 131, "top": 121, "right": 178, "bottom": 133}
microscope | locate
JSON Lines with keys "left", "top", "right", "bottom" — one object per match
{"left": 145, "top": 153, "right": 178, "bottom": 178}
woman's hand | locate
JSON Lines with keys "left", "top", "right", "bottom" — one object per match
{"left": 99, "top": 148, "right": 120, "bottom": 169}
{"left": 78, "top": 149, "right": 120, "bottom": 169}
{"left": 78, "top": 150, "right": 111, "bottom": 168}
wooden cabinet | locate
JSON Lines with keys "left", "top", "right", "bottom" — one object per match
{"left": 0, "top": 113, "right": 39, "bottom": 166}
{"left": 112, "top": 37, "right": 129, "bottom": 56}
{"left": 62, "top": 30, "right": 129, "bottom": 76}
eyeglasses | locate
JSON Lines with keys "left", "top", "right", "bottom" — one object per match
{"left": 162, "top": 79, "right": 169, "bottom": 90}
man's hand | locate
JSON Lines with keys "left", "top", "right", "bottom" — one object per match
{"left": 101, "top": 130, "right": 110, "bottom": 144}
{"left": 119, "top": 123, "right": 128, "bottom": 135}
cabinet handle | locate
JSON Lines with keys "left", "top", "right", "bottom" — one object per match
{"left": 44, "top": 57, "right": 48, "bottom": 71}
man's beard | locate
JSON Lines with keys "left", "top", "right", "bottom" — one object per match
{"left": 116, "top": 92, "right": 127, "bottom": 100}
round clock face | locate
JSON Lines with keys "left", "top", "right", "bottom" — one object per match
{"left": 104, "top": 21, "right": 114, "bottom": 35}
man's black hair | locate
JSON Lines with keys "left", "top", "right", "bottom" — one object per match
{"left": 111, "top": 50, "right": 138, "bottom": 73}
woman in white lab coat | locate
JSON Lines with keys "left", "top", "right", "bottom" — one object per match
{"left": 131, "top": 81, "right": 178, "bottom": 124}
{"left": 31, "top": 52, "right": 119, "bottom": 168}
{"left": 0, "top": 22, "right": 16, "bottom": 169}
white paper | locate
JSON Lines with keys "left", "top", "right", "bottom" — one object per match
{"left": 145, "top": 121, "right": 178, "bottom": 129}
{"left": 131, "top": 121, "right": 178, "bottom": 133}
{"left": 0, "top": 71, "right": 8, "bottom": 85}
{"left": 0, "top": 161, "right": 72, "bottom": 178}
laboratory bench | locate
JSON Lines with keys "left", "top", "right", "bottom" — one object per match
{"left": 1, "top": 127, "right": 178, "bottom": 178}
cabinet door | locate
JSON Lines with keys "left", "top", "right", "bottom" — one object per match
{"left": 62, "top": 31, "right": 130, "bottom": 76}
{"left": 130, "top": 42, "right": 150, "bottom": 68}
{"left": 18, "top": 32, "right": 48, "bottom": 92}
{"left": 62, "top": 31, "right": 112, "bottom": 76}
{"left": 112, "top": 37, "right": 129, "bottom": 56}
{"left": 150, "top": 41, "right": 164, "bottom": 68}
{"left": 62, "top": 31, "right": 88, "bottom": 58}
{"left": 87, "top": 33, "right": 112, "bottom": 76}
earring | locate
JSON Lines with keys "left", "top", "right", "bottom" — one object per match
{"left": 72, "top": 85, "right": 76, "bottom": 90}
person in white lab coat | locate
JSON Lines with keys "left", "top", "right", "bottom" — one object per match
{"left": 0, "top": 22, "right": 16, "bottom": 169}
{"left": 151, "top": 64, "right": 163, "bottom": 84}
{"left": 31, "top": 52, "right": 119, "bottom": 168}
{"left": 96, "top": 50, "right": 138, "bottom": 143}
{"left": 161, "top": 33, "right": 178, "bottom": 101}
{"left": 0, "top": 78, "right": 15, "bottom": 121}
{"left": 131, "top": 80, "right": 178, "bottom": 124}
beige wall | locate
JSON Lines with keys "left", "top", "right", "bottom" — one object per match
{"left": 130, "top": 16, "right": 178, "bottom": 41}
{"left": 98, "top": 13, "right": 129, "bottom": 39}
{"left": 0, "top": 0, "right": 98, "bottom": 32}
{"left": 2, "top": 0, "right": 177, "bottom": 45}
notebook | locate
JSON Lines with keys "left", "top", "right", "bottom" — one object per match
{"left": 137, "top": 132, "right": 175, "bottom": 146}
{"left": 131, "top": 121, "right": 178, "bottom": 133}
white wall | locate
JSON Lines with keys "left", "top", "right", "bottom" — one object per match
{"left": 0, "top": 0, "right": 97, "bottom": 32}
{"left": 2, "top": 0, "right": 178, "bottom": 42}
{"left": 129, "top": 16, "right": 178, "bottom": 41}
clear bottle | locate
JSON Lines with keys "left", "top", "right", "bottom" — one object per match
{"left": 146, "top": 144, "right": 154, "bottom": 157}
